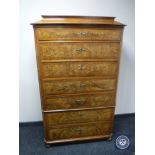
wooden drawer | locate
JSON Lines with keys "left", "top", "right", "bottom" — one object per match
{"left": 44, "top": 108, "right": 114, "bottom": 125}
{"left": 43, "top": 92, "right": 115, "bottom": 110}
{"left": 36, "top": 28, "right": 122, "bottom": 41}
{"left": 45, "top": 121, "right": 112, "bottom": 141}
{"left": 43, "top": 79, "right": 116, "bottom": 95}
{"left": 41, "top": 61, "right": 118, "bottom": 78}
{"left": 39, "top": 42, "right": 120, "bottom": 60}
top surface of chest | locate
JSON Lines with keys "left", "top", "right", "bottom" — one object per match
{"left": 32, "top": 15, "right": 125, "bottom": 27}
{"left": 32, "top": 16, "right": 124, "bottom": 42}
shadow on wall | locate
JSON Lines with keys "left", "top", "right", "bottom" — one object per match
{"left": 116, "top": 41, "right": 135, "bottom": 114}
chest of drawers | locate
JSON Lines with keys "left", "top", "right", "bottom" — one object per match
{"left": 32, "top": 15, "right": 125, "bottom": 145}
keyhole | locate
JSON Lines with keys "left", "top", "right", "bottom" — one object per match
{"left": 78, "top": 64, "right": 86, "bottom": 70}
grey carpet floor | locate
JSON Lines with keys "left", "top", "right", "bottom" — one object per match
{"left": 19, "top": 114, "right": 135, "bottom": 155}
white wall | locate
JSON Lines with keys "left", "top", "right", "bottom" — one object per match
{"left": 19, "top": 0, "right": 135, "bottom": 122}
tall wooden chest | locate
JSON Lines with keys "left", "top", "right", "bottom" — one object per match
{"left": 32, "top": 15, "right": 125, "bottom": 144}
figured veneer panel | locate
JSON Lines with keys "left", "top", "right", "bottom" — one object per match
{"left": 43, "top": 79, "right": 116, "bottom": 95}
{"left": 43, "top": 92, "right": 115, "bottom": 110}
{"left": 41, "top": 61, "right": 118, "bottom": 78}
{"left": 46, "top": 121, "right": 112, "bottom": 141}
{"left": 36, "top": 28, "right": 122, "bottom": 41}
{"left": 39, "top": 42, "right": 120, "bottom": 60}
{"left": 44, "top": 108, "right": 114, "bottom": 125}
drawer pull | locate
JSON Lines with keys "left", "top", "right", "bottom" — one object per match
{"left": 80, "top": 83, "right": 87, "bottom": 88}
{"left": 76, "top": 48, "right": 86, "bottom": 52}
{"left": 73, "top": 100, "right": 85, "bottom": 104}
{"left": 77, "top": 64, "right": 86, "bottom": 70}
{"left": 77, "top": 32, "right": 87, "bottom": 36}
{"left": 78, "top": 111, "right": 84, "bottom": 117}
{"left": 75, "top": 128, "right": 82, "bottom": 134}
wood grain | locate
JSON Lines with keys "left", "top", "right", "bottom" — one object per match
{"left": 43, "top": 78, "right": 116, "bottom": 95}
{"left": 46, "top": 121, "right": 112, "bottom": 141}
{"left": 44, "top": 108, "right": 114, "bottom": 125}
{"left": 41, "top": 61, "right": 118, "bottom": 78}
{"left": 36, "top": 28, "right": 122, "bottom": 41}
{"left": 39, "top": 42, "right": 120, "bottom": 60}
{"left": 43, "top": 92, "right": 115, "bottom": 111}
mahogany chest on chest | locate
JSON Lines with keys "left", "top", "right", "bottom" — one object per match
{"left": 32, "top": 15, "right": 125, "bottom": 144}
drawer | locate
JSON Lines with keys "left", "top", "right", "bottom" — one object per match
{"left": 41, "top": 61, "right": 118, "bottom": 78}
{"left": 36, "top": 28, "right": 122, "bottom": 41}
{"left": 44, "top": 108, "right": 114, "bottom": 125}
{"left": 39, "top": 42, "right": 120, "bottom": 60}
{"left": 43, "top": 92, "right": 115, "bottom": 110}
{"left": 43, "top": 79, "right": 116, "bottom": 95}
{"left": 45, "top": 121, "right": 112, "bottom": 141}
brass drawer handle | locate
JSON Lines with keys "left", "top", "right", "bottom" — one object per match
{"left": 73, "top": 100, "right": 85, "bottom": 104}
{"left": 78, "top": 111, "right": 84, "bottom": 117}
{"left": 80, "top": 83, "right": 87, "bottom": 88}
{"left": 76, "top": 48, "right": 86, "bottom": 52}
{"left": 75, "top": 128, "right": 82, "bottom": 134}
{"left": 77, "top": 32, "right": 87, "bottom": 36}
{"left": 77, "top": 64, "right": 86, "bottom": 70}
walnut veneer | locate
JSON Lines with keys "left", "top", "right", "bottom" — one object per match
{"left": 32, "top": 15, "right": 125, "bottom": 144}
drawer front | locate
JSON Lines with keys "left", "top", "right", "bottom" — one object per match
{"left": 46, "top": 122, "right": 112, "bottom": 141}
{"left": 36, "top": 28, "right": 122, "bottom": 41}
{"left": 43, "top": 79, "right": 116, "bottom": 95}
{"left": 41, "top": 62, "right": 118, "bottom": 78}
{"left": 39, "top": 42, "right": 120, "bottom": 60}
{"left": 45, "top": 108, "right": 114, "bottom": 125}
{"left": 43, "top": 92, "right": 115, "bottom": 110}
